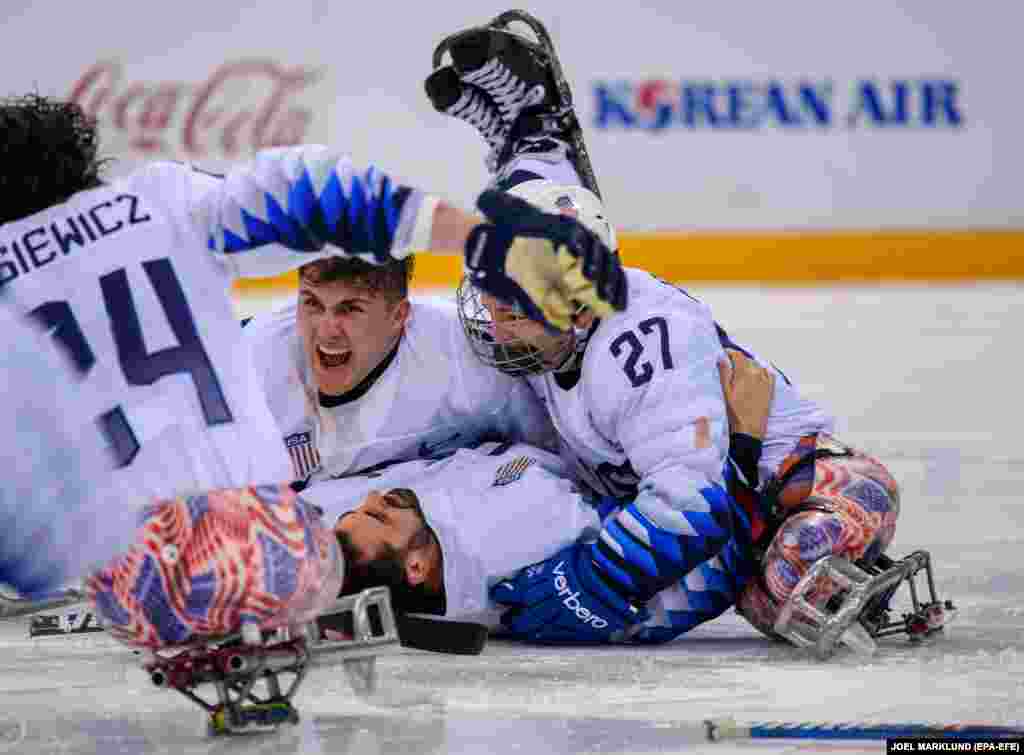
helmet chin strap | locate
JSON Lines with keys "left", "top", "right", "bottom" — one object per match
{"left": 552, "top": 347, "right": 579, "bottom": 373}
{"left": 552, "top": 317, "right": 598, "bottom": 374}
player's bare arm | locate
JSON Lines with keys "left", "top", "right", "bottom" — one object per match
{"left": 718, "top": 348, "right": 776, "bottom": 439}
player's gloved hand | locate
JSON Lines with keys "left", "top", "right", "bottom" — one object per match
{"left": 465, "top": 190, "right": 628, "bottom": 332}
{"left": 490, "top": 542, "right": 649, "bottom": 644}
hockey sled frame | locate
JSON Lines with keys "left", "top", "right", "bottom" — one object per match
{"left": 144, "top": 586, "right": 400, "bottom": 735}
{"left": 774, "top": 550, "right": 955, "bottom": 660}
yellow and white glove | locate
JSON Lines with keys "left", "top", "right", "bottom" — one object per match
{"left": 463, "top": 190, "right": 628, "bottom": 331}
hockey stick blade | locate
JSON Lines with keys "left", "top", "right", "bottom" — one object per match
{"left": 396, "top": 614, "right": 488, "bottom": 655}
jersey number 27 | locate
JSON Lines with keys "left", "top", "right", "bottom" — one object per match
{"left": 609, "top": 316, "right": 674, "bottom": 388}
{"left": 29, "top": 258, "right": 232, "bottom": 467}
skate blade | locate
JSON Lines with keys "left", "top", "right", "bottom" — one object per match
{"left": 432, "top": 13, "right": 548, "bottom": 70}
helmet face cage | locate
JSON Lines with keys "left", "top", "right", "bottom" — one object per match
{"left": 455, "top": 277, "right": 569, "bottom": 377}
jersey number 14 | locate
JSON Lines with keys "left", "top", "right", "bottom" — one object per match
{"left": 29, "top": 258, "right": 232, "bottom": 467}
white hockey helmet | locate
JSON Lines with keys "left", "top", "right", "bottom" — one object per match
{"left": 506, "top": 179, "right": 617, "bottom": 252}
{"left": 457, "top": 180, "right": 615, "bottom": 376}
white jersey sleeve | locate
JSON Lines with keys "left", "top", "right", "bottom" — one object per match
{"left": 190, "top": 146, "right": 438, "bottom": 277}
{"left": 297, "top": 443, "right": 600, "bottom": 628}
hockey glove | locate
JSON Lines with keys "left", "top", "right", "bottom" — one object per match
{"left": 490, "top": 542, "right": 649, "bottom": 644}
{"left": 465, "top": 190, "right": 628, "bottom": 332}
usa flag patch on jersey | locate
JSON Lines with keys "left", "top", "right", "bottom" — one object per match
{"left": 493, "top": 455, "right": 536, "bottom": 487}
{"left": 285, "top": 431, "right": 321, "bottom": 480}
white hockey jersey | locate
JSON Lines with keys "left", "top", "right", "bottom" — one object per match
{"left": 0, "top": 151, "right": 436, "bottom": 508}
{"left": 298, "top": 442, "right": 601, "bottom": 627}
{"left": 299, "top": 442, "right": 733, "bottom": 638}
{"left": 243, "top": 298, "right": 557, "bottom": 483}
{"left": 526, "top": 269, "right": 834, "bottom": 508}
{"left": 0, "top": 301, "right": 134, "bottom": 591}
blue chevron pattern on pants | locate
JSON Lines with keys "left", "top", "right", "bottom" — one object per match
{"left": 593, "top": 481, "right": 736, "bottom": 603}
{"left": 630, "top": 537, "right": 751, "bottom": 644}
{"left": 629, "top": 498, "right": 761, "bottom": 643}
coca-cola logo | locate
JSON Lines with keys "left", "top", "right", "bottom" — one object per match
{"left": 69, "top": 59, "right": 323, "bottom": 159}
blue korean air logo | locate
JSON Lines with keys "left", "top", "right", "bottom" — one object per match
{"left": 593, "top": 78, "right": 964, "bottom": 131}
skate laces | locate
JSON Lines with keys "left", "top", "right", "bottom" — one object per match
{"left": 462, "top": 58, "right": 547, "bottom": 123}
{"left": 447, "top": 86, "right": 508, "bottom": 150}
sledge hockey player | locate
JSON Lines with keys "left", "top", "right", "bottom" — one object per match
{"left": 0, "top": 92, "right": 626, "bottom": 613}
{"left": 427, "top": 12, "right": 903, "bottom": 647}
{"left": 291, "top": 350, "right": 944, "bottom": 655}
{"left": 243, "top": 254, "right": 557, "bottom": 487}
{"left": 294, "top": 352, "right": 770, "bottom": 639}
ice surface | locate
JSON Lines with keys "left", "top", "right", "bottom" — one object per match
{"left": 2, "top": 284, "right": 1020, "bottom": 754}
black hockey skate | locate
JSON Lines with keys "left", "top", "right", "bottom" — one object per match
{"left": 773, "top": 551, "right": 956, "bottom": 660}
{"left": 424, "top": 67, "right": 509, "bottom": 172}
{"left": 440, "top": 26, "right": 557, "bottom": 127}
{"left": 429, "top": 9, "right": 602, "bottom": 197}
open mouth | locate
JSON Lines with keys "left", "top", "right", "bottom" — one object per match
{"left": 317, "top": 345, "right": 352, "bottom": 369}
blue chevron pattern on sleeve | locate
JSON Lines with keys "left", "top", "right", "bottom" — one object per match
{"left": 591, "top": 481, "right": 736, "bottom": 603}
{"left": 208, "top": 148, "right": 412, "bottom": 263}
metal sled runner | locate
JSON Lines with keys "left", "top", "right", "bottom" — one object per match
{"left": 143, "top": 586, "right": 400, "bottom": 735}
{"left": 774, "top": 550, "right": 955, "bottom": 660}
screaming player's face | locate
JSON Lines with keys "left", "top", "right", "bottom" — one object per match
{"left": 297, "top": 277, "right": 409, "bottom": 397}
{"left": 481, "top": 294, "right": 575, "bottom": 371}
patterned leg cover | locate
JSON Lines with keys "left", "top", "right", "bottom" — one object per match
{"left": 86, "top": 486, "right": 342, "bottom": 650}
{"left": 736, "top": 434, "right": 901, "bottom": 640}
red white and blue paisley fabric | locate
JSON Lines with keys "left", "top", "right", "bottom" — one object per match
{"left": 736, "top": 434, "right": 901, "bottom": 639}
{"left": 87, "top": 485, "right": 342, "bottom": 649}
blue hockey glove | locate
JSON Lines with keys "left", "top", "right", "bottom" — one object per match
{"left": 465, "top": 190, "right": 628, "bottom": 332}
{"left": 490, "top": 542, "right": 649, "bottom": 644}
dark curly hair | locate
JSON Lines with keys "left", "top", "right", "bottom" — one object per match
{"left": 0, "top": 94, "right": 107, "bottom": 223}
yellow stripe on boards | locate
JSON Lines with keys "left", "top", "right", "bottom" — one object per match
{"left": 230, "top": 229, "right": 1024, "bottom": 295}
